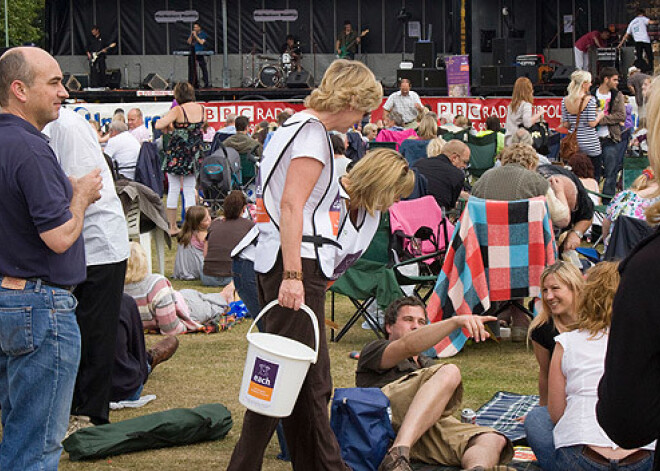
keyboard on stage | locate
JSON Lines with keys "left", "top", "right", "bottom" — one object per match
{"left": 172, "top": 50, "right": 214, "bottom": 56}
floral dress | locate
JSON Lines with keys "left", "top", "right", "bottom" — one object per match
{"left": 605, "top": 189, "right": 660, "bottom": 243}
{"left": 163, "top": 104, "right": 205, "bottom": 176}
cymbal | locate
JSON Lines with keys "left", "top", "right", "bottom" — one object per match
{"left": 257, "top": 54, "right": 278, "bottom": 60}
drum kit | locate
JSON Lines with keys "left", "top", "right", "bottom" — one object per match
{"left": 242, "top": 46, "right": 303, "bottom": 88}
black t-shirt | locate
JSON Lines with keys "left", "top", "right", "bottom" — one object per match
{"left": 537, "top": 164, "right": 594, "bottom": 226}
{"left": 87, "top": 35, "right": 104, "bottom": 54}
{"left": 530, "top": 320, "right": 559, "bottom": 355}
{"left": 412, "top": 154, "right": 465, "bottom": 209}
{"left": 356, "top": 339, "right": 435, "bottom": 389}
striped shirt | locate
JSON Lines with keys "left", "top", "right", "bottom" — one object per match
{"left": 124, "top": 274, "right": 202, "bottom": 335}
{"left": 561, "top": 96, "right": 602, "bottom": 157}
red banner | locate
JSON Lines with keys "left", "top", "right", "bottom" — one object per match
{"left": 202, "top": 97, "right": 564, "bottom": 132}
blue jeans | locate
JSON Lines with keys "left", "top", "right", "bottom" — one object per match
{"left": 0, "top": 279, "right": 81, "bottom": 471}
{"left": 232, "top": 258, "right": 260, "bottom": 320}
{"left": 525, "top": 405, "right": 556, "bottom": 471}
{"left": 200, "top": 272, "right": 233, "bottom": 287}
{"left": 556, "top": 446, "right": 654, "bottom": 471}
{"left": 601, "top": 138, "right": 620, "bottom": 198}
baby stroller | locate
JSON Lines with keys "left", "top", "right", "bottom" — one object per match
{"left": 199, "top": 144, "right": 241, "bottom": 216}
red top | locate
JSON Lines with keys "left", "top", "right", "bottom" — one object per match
{"left": 575, "top": 31, "right": 601, "bottom": 52}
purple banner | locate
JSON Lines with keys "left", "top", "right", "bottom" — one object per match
{"left": 445, "top": 55, "right": 471, "bottom": 97}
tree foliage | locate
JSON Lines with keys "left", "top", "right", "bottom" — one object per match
{"left": 0, "top": 0, "right": 45, "bottom": 47}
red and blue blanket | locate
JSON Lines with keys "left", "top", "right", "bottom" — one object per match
{"left": 427, "top": 196, "right": 556, "bottom": 357}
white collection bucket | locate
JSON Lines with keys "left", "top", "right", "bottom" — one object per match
{"left": 238, "top": 300, "right": 319, "bottom": 418}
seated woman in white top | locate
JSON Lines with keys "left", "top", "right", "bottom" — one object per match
{"left": 548, "top": 261, "right": 655, "bottom": 470}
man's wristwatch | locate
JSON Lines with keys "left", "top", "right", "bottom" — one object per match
{"left": 571, "top": 229, "right": 584, "bottom": 240}
{"left": 283, "top": 270, "right": 304, "bottom": 281}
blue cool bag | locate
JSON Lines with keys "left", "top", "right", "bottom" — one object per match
{"left": 330, "top": 388, "right": 396, "bottom": 471}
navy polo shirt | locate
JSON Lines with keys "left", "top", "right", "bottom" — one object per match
{"left": 0, "top": 114, "right": 86, "bottom": 286}
{"left": 194, "top": 31, "right": 208, "bottom": 53}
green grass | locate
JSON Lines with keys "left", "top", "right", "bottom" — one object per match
{"left": 56, "top": 239, "right": 538, "bottom": 470}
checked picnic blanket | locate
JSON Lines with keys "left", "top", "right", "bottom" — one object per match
{"left": 427, "top": 196, "right": 556, "bottom": 357}
{"left": 476, "top": 391, "right": 540, "bottom": 443}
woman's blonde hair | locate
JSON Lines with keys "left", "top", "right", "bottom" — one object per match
{"left": 427, "top": 137, "right": 447, "bottom": 157}
{"left": 646, "top": 77, "right": 660, "bottom": 224}
{"left": 566, "top": 70, "right": 592, "bottom": 103}
{"left": 345, "top": 148, "right": 415, "bottom": 214}
{"left": 568, "top": 261, "right": 619, "bottom": 337}
{"left": 630, "top": 166, "right": 658, "bottom": 193}
{"left": 529, "top": 261, "right": 584, "bottom": 335}
{"left": 417, "top": 114, "right": 438, "bottom": 140}
{"left": 500, "top": 143, "right": 539, "bottom": 170}
{"left": 178, "top": 205, "right": 209, "bottom": 247}
{"left": 362, "top": 122, "right": 378, "bottom": 139}
{"left": 510, "top": 77, "right": 534, "bottom": 113}
{"left": 125, "top": 241, "right": 150, "bottom": 284}
{"left": 305, "top": 60, "right": 383, "bottom": 113}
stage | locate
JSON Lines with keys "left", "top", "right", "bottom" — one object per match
{"left": 65, "top": 82, "right": 571, "bottom": 104}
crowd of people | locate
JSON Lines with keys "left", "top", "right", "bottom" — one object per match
{"left": 0, "top": 39, "right": 659, "bottom": 471}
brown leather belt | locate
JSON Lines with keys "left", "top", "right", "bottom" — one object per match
{"left": 582, "top": 446, "right": 651, "bottom": 466}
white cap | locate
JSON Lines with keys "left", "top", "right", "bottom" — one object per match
{"left": 629, "top": 66, "right": 641, "bottom": 75}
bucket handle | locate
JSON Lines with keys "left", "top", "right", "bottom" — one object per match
{"left": 247, "top": 300, "right": 320, "bottom": 364}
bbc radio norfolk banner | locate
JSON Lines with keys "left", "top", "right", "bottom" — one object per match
{"left": 66, "top": 96, "right": 569, "bottom": 133}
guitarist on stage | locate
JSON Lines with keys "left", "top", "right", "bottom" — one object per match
{"left": 86, "top": 25, "right": 112, "bottom": 87}
{"left": 336, "top": 21, "right": 363, "bottom": 60}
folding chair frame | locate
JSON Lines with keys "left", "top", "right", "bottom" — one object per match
{"left": 330, "top": 294, "right": 386, "bottom": 342}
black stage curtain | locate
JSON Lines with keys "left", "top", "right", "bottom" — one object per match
{"left": 48, "top": 0, "right": 631, "bottom": 57}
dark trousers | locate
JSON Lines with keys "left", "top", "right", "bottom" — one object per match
{"left": 188, "top": 54, "right": 209, "bottom": 88}
{"left": 90, "top": 57, "right": 106, "bottom": 87}
{"left": 636, "top": 41, "right": 654, "bottom": 73}
{"left": 71, "top": 260, "right": 127, "bottom": 424}
{"left": 227, "top": 255, "right": 348, "bottom": 471}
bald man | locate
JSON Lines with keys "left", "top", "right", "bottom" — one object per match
{"left": 0, "top": 47, "right": 102, "bottom": 470}
{"left": 127, "top": 107, "right": 151, "bottom": 143}
{"left": 412, "top": 139, "right": 469, "bottom": 209}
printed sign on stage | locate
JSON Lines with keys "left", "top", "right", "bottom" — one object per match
{"left": 445, "top": 55, "right": 471, "bottom": 97}
{"left": 68, "top": 96, "right": 632, "bottom": 135}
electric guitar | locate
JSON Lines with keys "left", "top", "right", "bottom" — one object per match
{"left": 90, "top": 43, "right": 116, "bottom": 65}
{"left": 337, "top": 29, "right": 369, "bottom": 58}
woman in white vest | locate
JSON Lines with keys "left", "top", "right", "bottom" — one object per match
{"left": 228, "top": 60, "right": 414, "bottom": 470}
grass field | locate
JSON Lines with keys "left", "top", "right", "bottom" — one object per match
{"left": 57, "top": 240, "right": 539, "bottom": 470}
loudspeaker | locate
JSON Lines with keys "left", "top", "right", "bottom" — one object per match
{"left": 62, "top": 74, "right": 82, "bottom": 91}
{"left": 516, "top": 65, "right": 539, "bottom": 84}
{"left": 141, "top": 73, "right": 168, "bottom": 91}
{"left": 413, "top": 41, "right": 435, "bottom": 68}
{"left": 105, "top": 69, "right": 121, "bottom": 89}
{"left": 423, "top": 69, "right": 447, "bottom": 88}
{"left": 480, "top": 66, "right": 499, "bottom": 87}
{"left": 551, "top": 65, "right": 576, "bottom": 83}
{"left": 74, "top": 74, "right": 89, "bottom": 89}
{"left": 498, "top": 66, "right": 517, "bottom": 86}
{"left": 286, "top": 70, "right": 314, "bottom": 88}
{"left": 397, "top": 68, "right": 423, "bottom": 88}
{"left": 492, "top": 38, "right": 527, "bottom": 66}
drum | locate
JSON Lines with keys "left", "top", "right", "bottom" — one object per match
{"left": 259, "top": 65, "right": 283, "bottom": 88}
{"left": 281, "top": 52, "right": 292, "bottom": 64}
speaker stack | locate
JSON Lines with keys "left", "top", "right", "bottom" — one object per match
{"left": 62, "top": 74, "right": 82, "bottom": 92}
{"left": 286, "top": 70, "right": 314, "bottom": 88}
{"left": 141, "top": 73, "right": 168, "bottom": 91}
{"left": 480, "top": 37, "right": 533, "bottom": 88}
{"left": 396, "top": 41, "right": 446, "bottom": 90}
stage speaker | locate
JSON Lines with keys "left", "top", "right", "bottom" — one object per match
{"left": 397, "top": 68, "right": 423, "bottom": 88}
{"left": 480, "top": 66, "right": 498, "bottom": 87}
{"left": 423, "top": 69, "right": 447, "bottom": 88}
{"left": 62, "top": 74, "right": 82, "bottom": 91}
{"left": 516, "top": 65, "right": 539, "bottom": 84}
{"left": 492, "top": 38, "right": 527, "bottom": 66}
{"left": 105, "top": 69, "right": 121, "bottom": 89}
{"left": 286, "top": 70, "right": 314, "bottom": 88}
{"left": 551, "top": 65, "right": 576, "bottom": 83}
{"left": 413, "top": 41, "right": 435, "bottom": 68}
{"left": 498, "top": 66, "right": 517, "bottom": 86}
{"left": 74, "top": 74, "right": 89, "bottom": 89}
{"left": 141, "top": 73, "right": 168, "bottom": 91}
